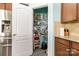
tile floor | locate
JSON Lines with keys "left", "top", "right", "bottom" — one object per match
{"left": 32, "top": 49, "right": 47, "bottom": 56}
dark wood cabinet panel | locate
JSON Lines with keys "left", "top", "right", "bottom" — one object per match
{"left": 72, "top": 42, "right": 79, "bottom": 50}
{"left": 77, "top": 4, "right": 79, "bottom": 20}
{"left": 0, "top": 3, "right": 5, "bottom": 9}
{"left": 55, "top": 37, "right": 69, "bottom": 46}
{"left": 71, "top": 41, "right": 79, "bottom": 56}
{"left": 61, "top": 3, "right": 77, "bottom": 23}
{"left": 55, "top": 42, "right": 69, "bottom": 56}
{"left": 70, "top": 48, "right": 79, "bottom": 56}
{"left": 5, "top": 3, "right": 12, "bottom": 11}
{"left": 55, "top": 37, "right": 79, "bottom": 56}
{"left": 55, "top": 37, "right": 70, "bottom": 56}
{"left": 0, "top": 3, "right": 12, "bottom": 10}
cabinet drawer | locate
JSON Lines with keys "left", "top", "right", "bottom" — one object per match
{"left": 72, "top": 42, "right": 79, "bottom": 50}
{"left": 55, "top": 37, "right": 70, "bottom": 46}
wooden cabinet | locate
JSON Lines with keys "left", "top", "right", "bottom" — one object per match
{"left": 71, "top": 42, "right": 79, "bottom": 56}
{"left": 61, "top": 3, "right": 77, "bottom": 23}
{"left": 0, "top": 3, "right": 12, "bottom": 20}
{"left": 0, "top": 3, "right": 5, "bottom": 9}
{"left": 5, "top": 3, "right": 12, "bottom": 11}
{"left": 55, "top": 37, "right": 79, "bottom": 56}
{"left": 55, "top": 41, "right": 69, "bottom": 56}
{"left": 55, "top": 37, "right": 69, "bottom": 46}
{"left": 55, "top": 37, "right": 70, "bottom": 56}
{"left": 77, "top": 4, "right": 79, "bottom": 20}
{"left": 0, "top": 3, "right": 12, "bottom": 11}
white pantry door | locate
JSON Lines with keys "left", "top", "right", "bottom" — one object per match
{"left": 12, "top": 3, "right": 33, "bottom": 56}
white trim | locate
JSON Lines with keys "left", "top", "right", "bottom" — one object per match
{"left": 48, "top": 3, "right": 54, "bottom": 56}
{"left": 29, "top": 4, "right": 48, "bottom": 9}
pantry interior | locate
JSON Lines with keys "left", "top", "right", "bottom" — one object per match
{"left": 33, "top": 6, "right": 48, "bottom": 56}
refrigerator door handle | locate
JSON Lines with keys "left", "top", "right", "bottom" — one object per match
{"left": 13, "top": 34, "right": 16, "bottom": 36}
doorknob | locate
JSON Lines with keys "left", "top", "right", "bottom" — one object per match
{"left": 13, "top": 34, "right": 16, "bottom": 36}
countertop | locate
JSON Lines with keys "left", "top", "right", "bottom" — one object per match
{"left": 55, "top": 34, "right": 79, "bottom": 43}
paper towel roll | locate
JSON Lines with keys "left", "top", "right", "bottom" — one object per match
{"left": 1, "top": 33, "right": 5, "bottom": 36}
{"left": 60, "top": 27, "right": 64, "bottom": 36}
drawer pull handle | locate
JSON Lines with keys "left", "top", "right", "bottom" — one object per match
{"left": 72, "top": 49, "right": 77, "bottom": 52}
{"left": 13, "top": 34, "right": 16, "bottom": 36}
{"left": 71, "top": 51, "right": 74, "bottom": 54}
{"left": 66, "top": 49, "right": 70, "bottom": 51}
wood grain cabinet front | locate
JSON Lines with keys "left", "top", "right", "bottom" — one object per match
{"left": 0, "top": 3, "right": 5, "bottom": 9}
{"left": 55, "top": 37, "right": 79, "bottom": 56}
{"left": 77, "top": 4, "right": 79, "bottom": 21}
{"left": 0, "top": 3, "right": 12, "bottom": 10}
{"left": 61, "top": 3, "right": 77, "bottom": 23}
{"left": 55, "top": 37, "right": 70, "bottom": 56}
{"left": 71, "top": 42, "right": 79, "bottom": 56}
{"left": 55, "top": 42, "right": 70, "bottom": 56}
{"left": 5, "top": 3, "right": 12, "bottom": 11}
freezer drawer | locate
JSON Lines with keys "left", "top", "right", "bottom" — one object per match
{"left": 2, "top": 44, "right": 12, "bottom": 56}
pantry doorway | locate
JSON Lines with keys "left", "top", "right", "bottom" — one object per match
{"left": 32, "top": 7, "right": 48, "bottom": 56}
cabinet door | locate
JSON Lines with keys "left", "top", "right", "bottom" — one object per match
{"left": 55, "top": 37, "right": 70, "bottom": 56}
{"left": 0, "top": 3, "right": 5, "bottom": 9}
{"left": 77, "top": 4, "right": 79, "bottom": 20}
{"left": 71, "top": 41, "right": 79, "bottom": 56}
{"left": 5, "top": 3, "right": 12, "bottom": 11}
{"left": 55, "top": 42, "right": 69, "bottom": 56}
{"left": 70, "top": 48, "right": 79, "bottom": 56}
{"left": 61, "top": 3, "right": 77, "bottom": 23}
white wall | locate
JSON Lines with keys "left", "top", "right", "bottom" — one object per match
{"left": 48, "top": 4, "right": 54, "bottom": 56}
{"left": 53, "top": 3, "right": 61, "bottom": 22}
